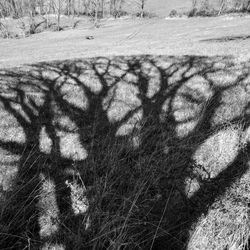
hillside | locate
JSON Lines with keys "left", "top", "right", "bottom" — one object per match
{"left": 0, "top": 15, "right": 250, "bottom": 69}
{"left": 0, "top": 9, "right": 250, "bottom": 250}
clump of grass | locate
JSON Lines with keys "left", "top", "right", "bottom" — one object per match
{"left": 78, "top": 133, "right": 164, "bottom": 249}
{"left": 0, "top": 174, "right": 42, "bottom": 249}
{"left": 168, "top": 9, "right": 184, "bottom": 18}
{"left": 52, "top": 113, "right": 182, "bottom": 249}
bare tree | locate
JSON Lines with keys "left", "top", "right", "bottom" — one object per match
{"left": 218, "top": 0, "right": 227, "bottom": 15}
{"left": 51, "top": 0, "right": 63, "bottom": 30}
{"left": 192, "top": 0, "right": 198, "bottom": 9}
{"left": 57, "top": 0, "right": 62, "bottom": 30}
{"left": 101, "top": 0, "right": 104, "bottom": 18}
{"left": 134, "top": 0, "right": 146, "bottom": 17}
{"left": 93, "top": 0, "right": 99, "bottom": 25}
{"left": 140, "top": 0, "right": 146, "bottom": 17}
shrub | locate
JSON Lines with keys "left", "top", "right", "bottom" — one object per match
{"left": 188, "top": 5, "right": 217, "bottom": 17}
{"left": 188, "top": 7, "right": 198, "bottom": 17}
{"left": 169, "top": 9, "right": 178, "bottom": 17}
{"left": 113, "top": 10, "right": 129, "bottom": 18}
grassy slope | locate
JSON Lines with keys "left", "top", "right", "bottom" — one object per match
{"left": 0, "top": 13, "right": 250, "bottom": 250}
{"left": 0, "top": 15, "right": 250, "bottom": 69}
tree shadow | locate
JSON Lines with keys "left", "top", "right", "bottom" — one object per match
{"left": 0, "top": 55, "right": 249, "bottom": 249}
{"left": 200, "top": 35, "right": 250, "bottom": 43}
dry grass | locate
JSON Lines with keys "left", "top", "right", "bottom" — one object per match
{"left": 0, "top": 15, "right": 91, "bottom": 39}
{"left": 0, "top": 55, "right": 249, "bottom": 249}
{"left": 188, "top": 163, "right": 250, "bottom": 250}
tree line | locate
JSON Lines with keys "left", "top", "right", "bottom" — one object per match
{"left": 0, "top": 0, "right": 147, "bottom": 19}
{"left": 1, "top": 0, "right": 249, "bottom": 21}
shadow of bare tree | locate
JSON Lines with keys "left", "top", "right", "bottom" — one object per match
{"left": 200, "top": 35, "right": 250, "bottom": 43}
{"left": 0, "top": 55, "right": 249, "bottom": 249}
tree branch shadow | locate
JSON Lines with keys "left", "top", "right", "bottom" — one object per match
{"left": 0, "top": 54, "right": 249, "bottom": 249}
{"left": 200, "top": 35, "right": 250, "bottom": 43}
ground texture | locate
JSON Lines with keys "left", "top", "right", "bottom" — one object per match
{"left": 0, "top": 15, "right": 250, "bottom": 250}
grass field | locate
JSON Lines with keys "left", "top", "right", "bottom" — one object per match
{"left": 1, "top": 15, "right": 250, "bottom": 68}
{"left": 0, "top": 13, "right": 250, "bottom": 250}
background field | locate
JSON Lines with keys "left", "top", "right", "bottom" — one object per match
{"left": 1, "top": 15, "right": 250, "bottom": 69}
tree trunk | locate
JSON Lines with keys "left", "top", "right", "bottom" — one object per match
{"left": 101, "top": 0, "right": 104, "bottom": 18}
{"left": 58, "top": 0, "right": 61, "bottom": 31}
{"left": 109, "top": 0, "right": 113, "bottom": 16}
{"left": 141, "top": 0, "right": 145, "bottom": 17}
{"left": 117, "top": 0, "right": 122, "bottom": 17}
{"left": 84, "top": 0, "right": 89, "bottom": 16}
{"left": 39, "top": 0, "right": 44, "bottom": 15}
{"left": 244, "top": 0, "right": 250, "bottom": 11}
{"left": 11, "top": 0, "right": 17, "bottom": 17}
{"left": 95, "top": 0, "right": 99, "bottom": 26}
{"left": 72, "top": 0, "right": 75, "bottom": 16}
{"left": 113, "top": 0, "right": 117, "bottom": 17}
{"left": 49, "top": 0, "right": 55, "bottom": 14}
{"left": 218, "top": 0, "right": 226, "bottom": 15}
{"left": 67, "top": 0, "right": 70, "bottom": 16}
{"left": 192, "top": 0, "right": 197, "bottom": 9}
